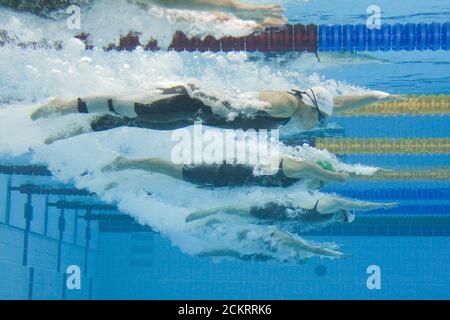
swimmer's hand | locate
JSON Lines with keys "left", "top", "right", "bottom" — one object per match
{"left": 255, "top": 16, "right": 289, "bottom": 29}
{"left": 371, "top": 91, "right": 408, "bottom": 102}
{"left": 103, "top": 182, "right": 119, "bottom": 191}
{"left": 388, "top": 94, "right": 409, "bottom": 102}
{"left": 383, "top": 202, "right": 398, "bottom": 209}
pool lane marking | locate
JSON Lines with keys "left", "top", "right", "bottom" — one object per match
{"left": 335, "top": 95, "right": 450, "bottom": 117}
{"left": 316, "top": 138, "right": 450, "bottom": 154}
{"left": 353, "top": 168, "right": 450, "bottom": 181}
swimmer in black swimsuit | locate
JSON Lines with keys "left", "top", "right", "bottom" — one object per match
{"left": 31, "top": 83, "right": 401, "bottom": 144}
{"left": 186, "top": 196, "right": 398, "bottom": 223}
{"left": 189, "top": 197, "right": 396, "bottom": 260}
{"left": 196, "top": 226, "right": 350, "bottom": 260}
{"left": 101, "top": 155, "right": 349, "bottom": 187}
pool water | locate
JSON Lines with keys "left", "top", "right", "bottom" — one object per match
{"left": 0, "top": 0, "right": 449, "bottom": 300}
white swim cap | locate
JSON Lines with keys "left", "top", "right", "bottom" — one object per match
{"left": 302, "top": 86, "right": 334, "bottom": 118}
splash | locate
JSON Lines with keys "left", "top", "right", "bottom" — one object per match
{"left": 0, "top": 2, "right": 380, "bottom": 263}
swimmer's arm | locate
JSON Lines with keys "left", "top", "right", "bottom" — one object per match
{"left": 283, "top": 158, "right": 348, "bottom": 183}
{"left": 325, "top": 197, "right": 398, "bottom": 212}
{"left": 139, "top": 0, "right": 280, "bottom": 14}
{"left": 103, "top": 157, "right": 184, "bottom": 180}
{"left": 186, "top": 206, "right": 251, "bottom": 222}
{"left": 31, "top": 94, "right": 137, "bottom": 120}
{"left": 258, "top": 91, "right": 299, "bottom": 118}
{"left": 333, "top": 92, "right": 404, "bottom": 113}
{"left": 272, "top": 230, "right": 348, "bottom": 258}
{"left": 142, "top": 0, "right": 239, "bottom": 11}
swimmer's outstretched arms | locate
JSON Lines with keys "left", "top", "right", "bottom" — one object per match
{"left": 197, "top": 227, "right": 349, "bottom": 260}
{"left": 100, "top": 155, "right": 349, "bottom": 188}
{"left": 31, "top": 84, "right": 403, "bottom": 144}
{"left": 186, "top": 195, "right": 398, "bottom": 223}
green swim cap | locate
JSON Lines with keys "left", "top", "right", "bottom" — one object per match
{"left": 317, "top": 160, "right": 335, "bottom": 172}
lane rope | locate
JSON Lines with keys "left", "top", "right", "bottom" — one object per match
{"left": 335, "top": 95, "right": 450, "bottom": 116}
{"left": 316, "top": 138, "right": 450, "bottom": 154}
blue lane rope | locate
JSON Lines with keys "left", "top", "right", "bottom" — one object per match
{"left": 318, "top": 22, "right": 449, "bottom": 52}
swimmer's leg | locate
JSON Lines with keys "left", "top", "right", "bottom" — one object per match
{"left": 31, "top": 94, "right": 136, "bottom": 120}
{"left": 44, "top": 114, "right": 128, "bottom": 144}
{"left": 31, "top": 97, "right": 80, "bottom": 120}
{"left": 186, "top": 206, "right": 251, "bottom": 222}
{"left": 45, "top": 125, "right": 92, "bottom": 145}
{"left": 282, "top": 157, "right": 349, "bottom": 183}
{"left": 197, "top": 249, "right": 273, "bottom": 262}
{"left": 102, "top": 157, "right": 184, "bottom": 180}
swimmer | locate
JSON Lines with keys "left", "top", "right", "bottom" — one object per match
{"left": 1, "top": 0, "right": 286, "bottom": 29}
{"left": 186, "top": 195, "right": 398, "bottom": 222}
{"left": 189, "top": 196, "right": 397, "bottom": 261}
{"left": 196, "top": 225, "right": 349, "bottom": 260}
{"left": 31, "top": 83, "right": 402, "bottom": 143}
{"left": 101, "top": 155, "right": 349, "bottom": 188}
{"left": 135, "top": 0, "right": 287, "bottom": 28}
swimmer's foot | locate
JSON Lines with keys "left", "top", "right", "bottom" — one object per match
{"left": 45, "top": 135, "right": 64, "bottom": 145}
{"left": 31, "top": 98, "right": 71, "bottom": 120}
{"left": 44, "top": 126, "right": 88, "bottom": 144}
{"left": 103, "top": 182, "right": 119, "bottom": 191}
{"left": 186, "top": 209, "right": 219, "bottom": 223}
{"left": 31, "top": 97, "right": 79, "bottom": 120}
{"left": 101, "top": 156, "right": 128, "bottom": 172}
{"left": 31, "top": 99, "right": 57, "bottom": 120}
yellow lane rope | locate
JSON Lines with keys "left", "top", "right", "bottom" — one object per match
{"left": 335, "top": 95, "right": 450, "bottom": 116}
{"left": 354, "top": 168, "right": 450, "bottom": 181}
{"left": 315, "top": 138, "right": 450, "bottom": 154}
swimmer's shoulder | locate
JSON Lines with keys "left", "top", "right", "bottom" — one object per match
{"left": 257, "top": 91, "right": 298, "bottom": 118}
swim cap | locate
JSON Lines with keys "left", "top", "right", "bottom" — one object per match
{"left": 316, "top": 160, "right": 335, "bottom": 172}
{"left": 302, "top": 86, "right": 334, "bottom": 118}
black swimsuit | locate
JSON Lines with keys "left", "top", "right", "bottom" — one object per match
{"left": 181, "top": 162, "right": 298, "bottom": 188}
{"left": 288, "top": 89, "right": 327, "bottom": 123}
{"left": 249, "top": 200, "right": 334, "bottom": 222}
{"left": 87, "top": 85, "right": 291, "bottom": 131}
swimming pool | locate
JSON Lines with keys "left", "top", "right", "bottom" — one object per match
{"left": 0, "top": 0, "right": 449, "bottom": 300}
